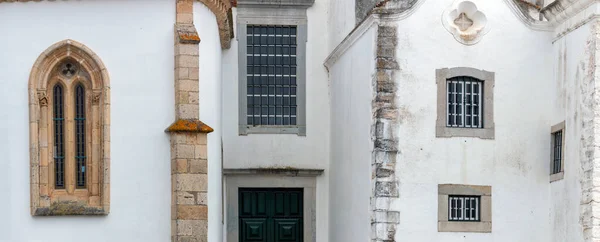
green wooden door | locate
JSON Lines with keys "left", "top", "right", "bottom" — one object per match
{"left": 239, "top": 188, "right": 303, "bottom": 242}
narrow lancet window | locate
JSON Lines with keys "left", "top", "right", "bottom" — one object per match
{"left": 53, "top": 84, "right": 65, "bottom": 189}
{"left": 75, "top": 84, "right": 86, "bottom": 188}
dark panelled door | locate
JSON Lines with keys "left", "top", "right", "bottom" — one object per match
{"left": 239, "top": 188, "right": 303, "bottom": 242}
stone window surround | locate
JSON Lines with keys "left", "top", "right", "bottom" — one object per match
{"left": 438, "top": 184, "right": 492, "bottom": 233}
{"left": 436, "top": 67, "right": 495, "bottom": 139}
{"left": 550, "top": 121, "right": 565, "bottom": 182}
{"left": 29, "top": 39, "right": 110, "bottom": 216}
{"left": 236, "top": 2, "right": 312, "bottom": 136}
{"left": 224, "top": 168, "right": 323, "bottom": 242}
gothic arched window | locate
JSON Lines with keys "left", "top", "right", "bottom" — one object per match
{"left": 29, "top": 40, "right": 110, "bottom": 216}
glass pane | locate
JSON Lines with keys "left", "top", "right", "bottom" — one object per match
{"left": 246, "top": 25, "right": 299, "bottom": 127}
{"left": 75, "top": 84, "right": 86, "bottom": 189}
{"left": 53, "top": 84, "right": 65, "bottom": 189}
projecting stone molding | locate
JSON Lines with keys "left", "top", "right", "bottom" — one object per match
{"left": 442, "top": 0, "right": 490, "bottom": 45}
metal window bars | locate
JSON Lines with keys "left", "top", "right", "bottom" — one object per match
{"left": 75, "top": 84, "right": 86, "bottom": 188}
{"left": 448, "top": 195, "right": 480, "bottom": 221}
{"left": 447, "top": 76, "right": 483, "bottom": 128}
{"left": 552, "top": 130, "right": 563, "bottom": 174}
{"left": 53, "top": 84, "right": 65, "bottom": 189}
{"left": 246, "top": 25, "right": 298, "bottom": 126}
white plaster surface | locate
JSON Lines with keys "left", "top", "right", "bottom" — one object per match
{"left": 328, "top": 0, "right": 356, "bottom": 51}
{"left": 221, "top": 2, "right": 330, "bottom": 241}
{"left": 387, "top": 0, "right": 556, "bottom": 241}
{"left": 194, "top": 3, "right": 224, "bottom": 242}
{"left": 0, "top": 1, "right": 176, "bottom": 241}
{"left": 328, "top": 25, "right": 377, "bottom": 242}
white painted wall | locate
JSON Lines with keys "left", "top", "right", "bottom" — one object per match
{"left": 328, "top": 0, "right": 356, "bottom": 51}
{"left": 194, "top": 3, "right": 224, "bottom": 242}
{"left": 221, "top": 2, "right": 331, "bottom": 241}
{"left": 328, "top": 25, "right": 377, "bottom": 242}
{"left": 0, "top": 1, "right": 175, "bottom": 241}
{"left": 388, "top": 0, "right": 555, "bottom": 241}
{"left": 549, "top": 22, "right": 590, "bottom": 242}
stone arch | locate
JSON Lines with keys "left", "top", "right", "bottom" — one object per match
{"left": 198, "top": 0, "right": 234, "bottom": 49}
{"left": 29, "top": 39, "right": 110, "bottom": 216}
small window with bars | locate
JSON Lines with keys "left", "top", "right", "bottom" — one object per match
{"left": 448, "top": 195, "right": 480, "bottom": 222}
{"left": 447, "top": 76, "right": 483, "bottom": 128}
{"left": 246, "top": 25, "right": 298, "bottom": 126}
{"left": 552, "top": 130, "right": 563, "bottom": 175}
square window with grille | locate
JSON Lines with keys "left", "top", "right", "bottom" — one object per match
{"left": 246, "top": 25, "right": 298, "bottom": 126}
{"left": 448, "top": 195, "right": 480, "bottom": 222}
{"left": 447, "top": 76, "right": 483, "bottom": 128}
{"left": 552, "top": 130, "right": 563, "bottom": 175}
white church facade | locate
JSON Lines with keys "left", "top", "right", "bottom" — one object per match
{"left": 0, "top": 0, "right": 598, "bottom": 241}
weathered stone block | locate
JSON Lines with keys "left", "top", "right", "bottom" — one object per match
{"left": 177, "top": 205, "right": 208, "bottom": 220}
{"left": 177, "top": 44, "right": 199, "bottom": 56}
{"left": 196, "top": 192, "right": 208, "bottom": 205}
{"left": 176, "top": 55, "right": 199, "bottom": 68}
{"left": 176, "top": 174, "right": 208, "bottom": 192}
{"left": 376, "top": 57, "right": 399, "bottom": 70}
{"left": 175, "top": 144, "right": 195, "bottom": 159}
{"left": 177, "top": 80, "right": 199, "bottom": 92}
{"left": 175, "top": 159, "right": 188, "bottom": 173}
{"left": 375, "top": 181, "right": 399, "bottom": 197}
{"left": 177, "top": 219, "right": 208, "bottom": 236}
{"left": 177, "top": 191, "right": 196, "bottom": 205}
{"left": 194, "top": 145, "right": 208, "bottom": 159}
{"left": 378, "top": 26, "right": 397, "bottom": 37}
{"left": 189, "top": 159, "right": 208, "bottom": 174}
{"left": 372, "top": 210, "right": 400, "bottom": 223}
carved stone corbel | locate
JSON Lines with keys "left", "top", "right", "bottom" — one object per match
{"left": 38, "top": 91, "right": 48, "bottom": 107}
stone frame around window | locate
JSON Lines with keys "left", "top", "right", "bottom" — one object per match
{"left": 550, "top": 121, "right": 565, "bottom": 182}
{"left": 29, "top": 39, "right": 110, "bottom": 216}
{"left": 436, "top": 67, "right": 495, "bottom": 139}
{"left": 438, "top": 184, "right": 492, "bottom": 233}
{"left": 236, "top": 0, "right": 313, "bottom": 136}
{"left": 223, "top": 168, "right": 323, "bottom": 242}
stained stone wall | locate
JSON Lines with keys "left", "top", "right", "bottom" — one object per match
{"left": 371, "top": 22, "right": 400, "bottom": 242}
{"left": 579, "top": 20, "right": 600, "bottom": 242}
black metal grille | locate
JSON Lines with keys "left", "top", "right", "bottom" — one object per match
{"left": 448, "top": 195, "right": 480, "bottom": 221}
{"left": 75, "top": 84, "right": 86, "bottom": 188}
{"left": 552, "top": 130, "right": 563, "bottom": 174}
{"left": 53, "top": 84, "right": 65, "bottom": 189}
{"left": 447, "top": 76, "right": 483, "bottom": 128}
{"left": 246, "top": 25, "right": 298, "bottom": 126}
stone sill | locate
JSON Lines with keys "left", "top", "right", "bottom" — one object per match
{"left": 438, "top": 221, "right": 492, "bottom": 233}
{"left": 33, "top": 201, "right": 108, "bottom": 216}
{"left": 550, "top": 171, "right": 564, "bottom": 183}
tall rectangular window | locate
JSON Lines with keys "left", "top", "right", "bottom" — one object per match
{"left": 448, "top": 195, "right": 480, "bottom": 222}
{"left": 53, "top": 84, "right": 65, "bottom": 189}
{"left": 75, "top": 84, "right": 86, "bottom": 189}
{"left": 246, "top": 25, "right": 298, "bottom": 126}
{"left": 552, "top": 130, "right": 563, "bottom": 175}
{"left": 447, "top": 76, "right": 483, "bottom": 128}
{"left": 237, "top": 4, "right": 308, "bottom": 136}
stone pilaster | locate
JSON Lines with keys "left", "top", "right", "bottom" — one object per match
{"left": 370, "top": 22, "right": 400, "bottom": 242}
{"left": 167, "top": 1, "right": 213, "bottom": 242}
{"left": 580, "top": 19, "right": 600, "bottom": 242}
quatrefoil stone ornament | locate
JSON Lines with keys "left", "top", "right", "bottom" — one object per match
{"left": 60, "top": 62, "right": 78, "bottom": 77}
{"left": 454, "top": 13, "right": 473, "bottom": 31}
{"left": 442, "top": 0, "right": 489, "bottom": 45}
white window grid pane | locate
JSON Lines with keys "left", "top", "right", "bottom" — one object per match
{"left": 447, "top": 77, "right": 483, "bottom": 128}
{"left": 448, "top": 196, "right": 480, "bottom": 221}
